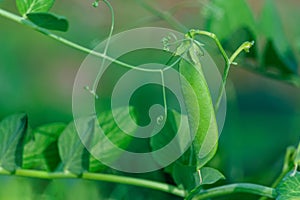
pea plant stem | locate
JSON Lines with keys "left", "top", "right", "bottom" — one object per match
{"left": 187, "top": 183, "right": 277, "bottom": 200}
{"left": 0, "top": 7, "right": 254, "bottom": 109}
{"left": 188, "top": 30, "right": 254, "bottom": 111}
{"left": 82, "top": 172, "right": 184, "bottom": 196}
{"left": 160, "top": 70, "right": 168, "bottom": 117}
{"left": 0, "top": 8, "right": 159, "bottom": 73}
{"left": 0, "top": 168, "right": 186, "bottom": 197}
{"left": 0, "top": 168, "right": 278, "bottom": 199}
{"left": 92, "top": 0, "right": 115, "bottom": 92}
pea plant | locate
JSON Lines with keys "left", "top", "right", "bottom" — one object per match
{"left": 0, "top": 0, "right": 300, "bottom": 199}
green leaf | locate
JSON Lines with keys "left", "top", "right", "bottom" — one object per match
{"left": 276, "top": 172, "right": 300, "bottom": 200}
{"left": 27, "top": 12, "right": 69, "bottom": 32}
{"left": 204, "top": 0, "right": 256, "bottom": 41}
{"left": 260, "top": 0, "right": 298, "bottom": 73}
{"left": 58, "top": 120, "right": 91, "bottom": 175}
{"left": 23, "top": 123, "right": 66, "bottom": 171}
{"left": 172, "top": 166, "right": 225, "bottom": 191}
{"left": 89, "top": 107, "right": 135, "bottom": 172}
{"left": 172, "top": 162, "right": 197, "bottom": 191}
{"left": 0, "top": 114, "right": 27, "bottom": 172}
{"left": 167, "top": 154, "right": 225, "bottom": 191}
{"left": 199, "top": 167, "right": 225, "bottom": 185}
{"left": 16, "top": 0, "right": 55, "bottom": 16}
{"left": 88, "top": 156, "right": 106, "bottom": 173}
{"left": 58, "top": 107, "right": 135, "bottom": 174}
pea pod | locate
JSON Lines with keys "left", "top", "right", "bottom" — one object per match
{"left": 179, "top": 42, "right": 219, "bottom": 167}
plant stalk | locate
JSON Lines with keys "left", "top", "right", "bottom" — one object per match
{"left": 186, "top": 183, "right": 277, "bottom": 200}
{"left": 138, "top": 3, "right": 300, "bottom": 88}
{"left": 0, "top": 168, "right": 279, "bottom": 199}
{"left": 0, "top": 168, "right": 185, "bottom": 197}
{"left": 92, "top": 0, "right": 115, "bottom": 92}
{"left": 188, "top": 30, "right": 254, "bottom": 111}
{"left": 0, "top": 8, "right": 160, "bottom": 73}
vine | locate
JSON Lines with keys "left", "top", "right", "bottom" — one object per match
{"left": 0, "top": 1, "right": 299, "bottom": 200}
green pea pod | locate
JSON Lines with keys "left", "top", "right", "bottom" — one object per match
{"left": 150, "top": 41, "right": 220, "bottom": 191}
{"left": 179, "top": 42, "right": 219, "bottom": 168}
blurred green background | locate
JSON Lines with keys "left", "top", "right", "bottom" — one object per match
{"left": 0, "top": 0, "right": 300, "bottom": 199}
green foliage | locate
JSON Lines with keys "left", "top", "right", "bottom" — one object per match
{"left": 276, "top": 172, "right": 300, "bottom": 200}
{"left": 90, "top": 107, "right": 136, "bottom": 171}
{"left": 172, "top": 162, "right": 198, "bottom": 191}
{"left": 23, "top": 123, "right": 65, "bottom": 171}
{"left": 58, "top": 107, "right": 136, "bottom": 174}
{"left": 27, "top": 12, "right": 69, "bottom": 32}
{"left": 0, "top": 108, "right": 135, "bottom": 175}
{"left": 151, "top": 109, "right": 200, "bottom": 190}
{"left": 205, "top": 0, "right": 256, "bottom": 41}
{"left": 0, "top": 0, "right": 299, "bottom": 199}
{"left": 15, "top": 0, "right": 69, "bottom": 32}
{"left": 260, "top": 0, "right": 298, "bottom": 73}
{"left": 172, "top": 165, "right": 224, "bottom": 191}
{"left": 89, "top": 107, "right": 135, "bottom": 172}
{"left": 58, "top": 120, "right": 90, "bottom": 175}
{"left": 198, "top": 167, "right": 225, "bottom": 185}
{"left": 0, "top": 114, "right": 27, "bottom": 172}
{"left": 205, "top": 0, "right": 299, "bottom": 77}
{"left": 16, "top": 0, "right": 55, "bottom": 16}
